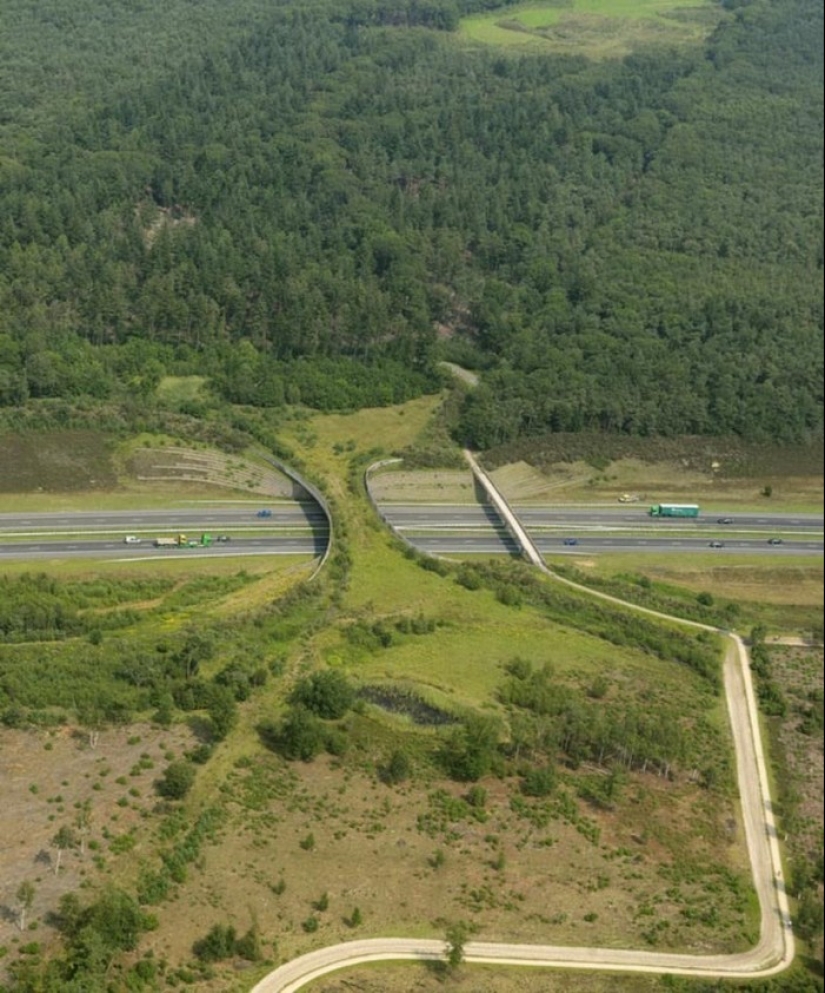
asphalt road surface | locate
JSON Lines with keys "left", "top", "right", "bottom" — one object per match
{"left": 1, "top": 505, "right": 821, "bottom": 562}
{"left": 410, "top": 534, "right": 824, "bottom": 555}
{"left": 0, "top": 505, "right": 327, "bottom": 533}
{"left": 381, "top": 503, "right": 823, "bottom": 531}
{"left": 378, "top": 503, "right": 823, "bottom": 556}
{"left": 0, "top": 505, "right": 330, "bottom": 561}
{"left": 0, "top": 536, "right": 327, "bottom": 561}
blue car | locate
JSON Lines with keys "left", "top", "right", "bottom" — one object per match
{"left": 563, "top": 538, "right": 579, "bottom": 546}
{"left": 256, "top": 509, "right": 272, "bottom": 518}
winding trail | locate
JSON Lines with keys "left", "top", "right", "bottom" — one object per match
{"left": 249, "top": 456, "right": 796, "bottom": 992}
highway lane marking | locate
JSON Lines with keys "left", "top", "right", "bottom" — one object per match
{"left": 0, "top": 526, "right": 328, "bottom": 539}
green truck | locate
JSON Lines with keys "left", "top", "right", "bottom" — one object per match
{"left": 648, "top": 504, "right": 700, "bottom": 518}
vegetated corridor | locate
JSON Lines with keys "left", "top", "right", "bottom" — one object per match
{"left": 248, "top": 470, "right": 795, "bottom": 992}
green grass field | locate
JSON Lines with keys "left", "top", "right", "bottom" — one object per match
{"left": 459, "top": 0, "right": 724, "bottom": 57}
{"left": 156, "top": 375, "right": 209, "bottom": 404}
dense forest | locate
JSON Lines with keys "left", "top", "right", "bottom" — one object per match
{"left": 0, "top": 0, "right": 822, "bottom": 444}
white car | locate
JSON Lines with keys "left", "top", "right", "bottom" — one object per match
{"left": 123, "top": 535, "right": 141, "bottom": 544}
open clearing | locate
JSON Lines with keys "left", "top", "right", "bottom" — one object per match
{"left": 769, "top": 644, "right": 825, "bottom": 865}
{"left": 575, "top": 557, "right": 824, "bottom": 608}
{"left": 3, "top": 687, "right": 749, "bottom": 990}
{"left": 459, "top": 0, "right": 725, "bottom": 58}
{"left": 0, "top": 723, "right": 196, "bottom": 949}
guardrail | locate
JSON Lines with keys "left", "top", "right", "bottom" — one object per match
{"left": 461, "top": 449, "right": 544, "bottom": 567}
{"left": 263, "top": 454, "right": 333, "bottom": 578}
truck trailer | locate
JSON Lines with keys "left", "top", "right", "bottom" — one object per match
{"left": 648, "top": 504, "right": 700, "bottom": 518}
{"left": 153, "top": 533, "right": 213, "bottom": 548}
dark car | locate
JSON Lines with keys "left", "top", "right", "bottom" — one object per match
{"left": 717, "top": 517, "right": 734, "bottom": 524}
{"left": 767, "top": 537, "right": 784, "bottom": 545}
{"left": 563, "top": 538, "right": 579, "bottom": 546}
{"left": 256, "top": 509, "right": 272, "bottom": 518}
{"left": 709, "top": 540, "right": 725, "bottom": 548}
{"left": 216, "top": 534, "right": 232, "bottom": 542}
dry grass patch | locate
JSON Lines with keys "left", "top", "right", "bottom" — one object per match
{"left": 577, "top": 556, "right": 823, "bottom": 608}
{"left": 661, "top": 565, "right": 824, "bottom": 608}
{"left": 491, "top": 460, "right": 595, "bottom": 503}
{"left": 123, "top": 445, "right": 295, "bottom": 498}
{"left": 0, "top": 723, "right": 195, "bottom": 961}
{"left": 770, "top": 645, "right": 824, "bottom": 861}
{"left": 368, "top": 468, "right": 476, "bottom": 504}
{"left": 0, "top": 432, "right": 307, "bottom": 511}
{"left": 211, "top": 559, "right": 319, "bottom": 616}
{"left": 144, "top": 743, "right": 752, "bottom": 993}
{"left": 285, "top": 396, "right": 442, "bottom": 468}
{"left": 288, "top": 965, "right": 662, "bottom": 993}
{"left": 0, "top": 430, "right": 118, "bottom": 494}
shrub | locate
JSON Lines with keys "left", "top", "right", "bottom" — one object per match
{"left": 235, "top": 925, "right": 262, "bottom": 962}
{"left": 381, "top": 749, "right": 411, "bottom": 785}
{"left": 193, "top": 923, "right": 236, "bottom": 963}
{"left": 521, "top": 765, "right": 557, "bottom": 797}
{"left": 265, "top": 707, "right": 325, "bottom": 762}
{"left": 291, "top": 670, "right": 354, "bottom": 720}
{"left": 156, "top": 761, "right": 196, "bottom": 800}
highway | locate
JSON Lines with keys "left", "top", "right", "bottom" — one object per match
{"left": 0, "top": 504, "right": 330, "bottom": 561}
{"left": 0, "top": 505, "right": 327, "bottom": 533}
{"left": 379, "top": 504, "right": 824, "bottom": 557}
{"left": 412, "top": 534, "right": 825, "bottom": 556}
{"left": 380, "top": 503, "right": 824, "bottom": 532}
{"left": 0, "top": 504, "right": 821, "bottom": 561}
{"left": 0, "top": 536, "right": 327, "bottom": 561}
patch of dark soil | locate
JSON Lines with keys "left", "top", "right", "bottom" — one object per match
{"left": 358, "top": 686, "right": 456, "bottom": 726}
